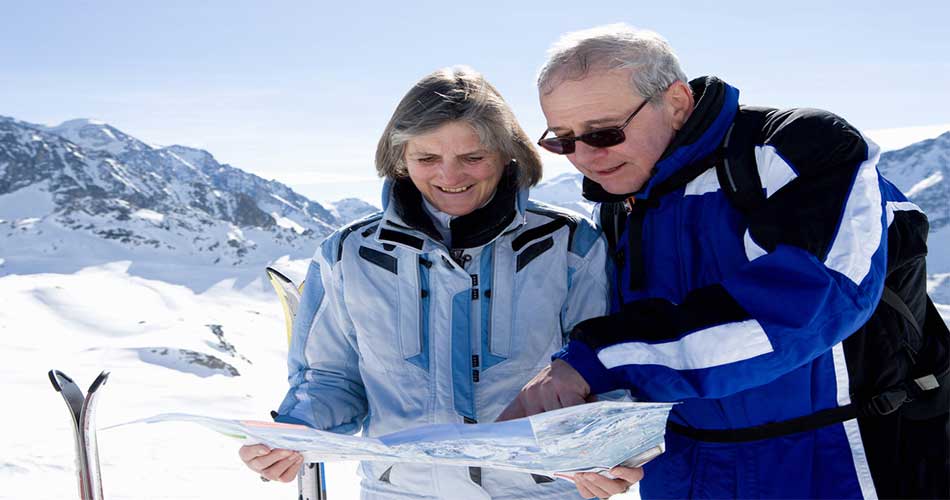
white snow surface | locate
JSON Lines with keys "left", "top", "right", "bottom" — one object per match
{"left": 907, "top": 171, "right": 944, "bottom": 198}
{"left": 131, "top": 208, "right": 165, "bottom": 223}
{"left": 271, "top": 212, "right": 306, "bottom": 234}
{"left": 0, "top": 183, "right": 57, "bottom": 220}
{"left": 0, "top": 261, "right": 362, "bottom": 500}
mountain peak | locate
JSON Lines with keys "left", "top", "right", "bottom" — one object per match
{"left": 54, "top": 118, "right": 109, "bottom": 128}
{"left": 45, "top": 118, "right": 151, "bottom": 156}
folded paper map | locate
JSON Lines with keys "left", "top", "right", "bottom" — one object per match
{"left": 112, "top": 401, "right": 674, "bottom": 477}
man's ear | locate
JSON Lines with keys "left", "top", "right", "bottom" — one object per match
{"left": 666, "top": 81, "right": 695, "bottom": 131}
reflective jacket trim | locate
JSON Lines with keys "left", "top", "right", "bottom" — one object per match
{"left": 823, "top": 138, "right": 883, "bottom": 286}
{"left": 832, "top": 343, "right": 878, "bottom": 499}
{"left": 598, "top": 319, "right": 772, "bottom": 371}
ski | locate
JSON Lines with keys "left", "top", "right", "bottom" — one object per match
{"left": 49, "top": 370, "right": 110, "bottom": 500}
{"left": 265, "top": 266, "right": 328, "bottom": 500}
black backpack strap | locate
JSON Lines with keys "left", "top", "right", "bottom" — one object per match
{"left": 881, "top": 286, "right": 924, "bottom": 343}
{"left": 715, "top": 107, "right": 771, "bottom": 213}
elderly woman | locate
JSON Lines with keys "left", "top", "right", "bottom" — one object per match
{"left": 240, "top": 66, "right": 608, "bottom": 499}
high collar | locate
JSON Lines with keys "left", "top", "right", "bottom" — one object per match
{"left": 582, "top": 76, "right": 740, "bottom": 203}
{"left": 380, "top": 163, "right": 527, "bottom": 250}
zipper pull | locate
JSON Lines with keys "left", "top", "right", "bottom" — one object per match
{"left": 623, "top": 196, "right": 637, "bottom": 214}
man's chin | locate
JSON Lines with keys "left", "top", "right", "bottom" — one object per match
{"left": 598, "top": 178, "right": 642, "bottom": 196}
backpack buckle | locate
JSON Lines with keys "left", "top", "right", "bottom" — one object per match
{"left": 867, "top": 387, "right": 908, "bottom": 416}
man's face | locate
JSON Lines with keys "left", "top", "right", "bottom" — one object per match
{"left": 539, "top": 69, "right": 678, "bottom": 195}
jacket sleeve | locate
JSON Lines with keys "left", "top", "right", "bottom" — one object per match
{"left": 555, "top": 109, "right": 890, "bottom": 401}
{"left": 275, "top": 237, "right": 367, "bottom": 432}
{"left": 560, "top": 219, "right": 610, "bottom": 337}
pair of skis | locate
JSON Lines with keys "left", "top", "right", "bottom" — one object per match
{"left": 48, "top": 370, "right": 110, "bottom": 500}
{"left": 266, "top": 266, "right": 328, "bottom": 500}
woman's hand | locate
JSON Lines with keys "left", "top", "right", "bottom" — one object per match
{"left": 239, "top": 444, "right": 303, "bottom": 482}
{"left": 573, "top": 466, "right": 644, "bottom": 499}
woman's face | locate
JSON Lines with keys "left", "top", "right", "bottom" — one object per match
{"left": 405, "top": 121, "right": 505, "bottom": 216}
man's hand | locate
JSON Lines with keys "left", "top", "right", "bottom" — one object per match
{"left": 239, "top": 444, "right": 303, "bottom": 482}
{"left": 496, "top": 359, "right": 591, "bottom": 421}
{"left": 573, "top": 467, "right": 644, "bottom": 499}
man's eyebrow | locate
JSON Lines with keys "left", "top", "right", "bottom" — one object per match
{"left": 547, "top": 115, "right": 627, "bottom": 134}
{"left": 583, "top": 115, "right": 628, "bottom": 127}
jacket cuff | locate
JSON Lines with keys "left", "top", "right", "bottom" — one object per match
{"left": 272, "top": 413, "right": 312, "bottom": 427}
{"left": 552, "top": 340, "right": 620, "bottom": 395}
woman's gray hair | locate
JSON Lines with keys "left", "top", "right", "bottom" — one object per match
{"left": 376, "top": 65, "right": 542, "bottom": 187}
{"left": 537, "top": 23, "right": 688, "bottom": 100}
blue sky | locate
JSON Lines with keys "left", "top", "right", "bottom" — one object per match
{"left": 2, "top": 1, "right": 949, "bottom": 204}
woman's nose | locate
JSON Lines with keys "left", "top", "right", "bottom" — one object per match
{"left": 438, "top": 159, "right": 465, "bottom": 184}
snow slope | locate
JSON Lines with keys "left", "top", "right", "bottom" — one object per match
{"left": 0, "top": 261, "right": 361, "bottom": 499}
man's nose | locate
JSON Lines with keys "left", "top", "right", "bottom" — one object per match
{"left": 571, "top": 140, "right": 609, "bottom": 166}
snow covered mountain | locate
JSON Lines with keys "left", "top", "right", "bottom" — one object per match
{"left": 876, "top": 132, "right": 950, "bottom": 302}
{"left": 877, "top": 132, "right": 950, "bottom": 269}
{"left": 326, "top": 197, "right": 380, "bottom": 225}
{"left": 0, "top": 116, "right": 353, "bottom": 289}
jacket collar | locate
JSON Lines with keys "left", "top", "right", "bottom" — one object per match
{"left": 378, "top": 163, "right": 528, "bottom": 251}
{"left": 583, "top": 76, "right": 740, "bottom": 203}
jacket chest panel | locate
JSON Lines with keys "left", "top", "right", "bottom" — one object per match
{"left": 341, "top": 240, "right": 567, "bottom": 384}
{"left": 615, "top": 192, "right": 751, "bottom": 306}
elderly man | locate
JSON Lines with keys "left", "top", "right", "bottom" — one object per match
{"left": 500, "top": 24, "right": 948, "bottom": 499}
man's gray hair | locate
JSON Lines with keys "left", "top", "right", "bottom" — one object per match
{"left": 376, "top": 66, "right": 542, "bottom": 187}
{"left": 537, "top": 23, "right": 688, "bottom": 100}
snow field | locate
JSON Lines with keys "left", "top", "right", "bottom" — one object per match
{"left": 0, "top": 261, "right": 361, "bottom": 499}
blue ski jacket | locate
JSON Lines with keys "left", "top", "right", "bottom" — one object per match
{"left": 277, "top": 171, "right": 608, "bottom": 500}
{"left": 553, "top": 77, "right": 924, "bottom": 499}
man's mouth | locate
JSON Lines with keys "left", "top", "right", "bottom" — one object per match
{"left": 437, "top": 185, "right": 473, "bottom": 193}
{"left": 594, "top": 163, "right": 624, "bottom": 176}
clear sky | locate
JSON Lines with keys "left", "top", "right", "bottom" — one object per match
{"left": 3, "top": 1, "right": 949, "bottom": 204}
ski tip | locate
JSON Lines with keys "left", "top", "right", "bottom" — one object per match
{"left": 47, "top": 369, "right": 72, "bottom": 392}
{"left": 89, "top": 371, "right": 111, "bottom": 393}
{"left": 265, "top": 267, "right": 292, "bottom": 284}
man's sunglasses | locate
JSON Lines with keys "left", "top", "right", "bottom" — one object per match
{"left": 537, "top": 98, "right": 651, "bottom": 155}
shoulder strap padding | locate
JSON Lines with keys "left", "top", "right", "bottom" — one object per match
{"left": 715, "top": 107, "right": 773, "bottom": 213}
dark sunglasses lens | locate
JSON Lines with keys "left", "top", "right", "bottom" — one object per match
{"left": 581, "top": 129, "right": 625, "bottom": 148}
{"left": 539, "top": 138, "right": 574, "bottom": 155}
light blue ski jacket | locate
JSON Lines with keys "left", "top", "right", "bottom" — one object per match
{"left": 277, "top": 177, "right": 608, "bottom": 500}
